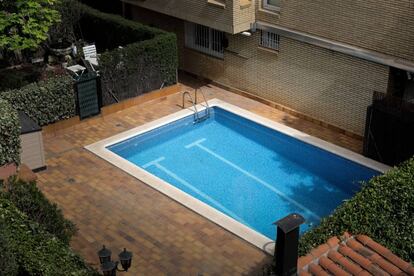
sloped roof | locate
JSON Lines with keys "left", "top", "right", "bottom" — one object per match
{"left": 298, "top": 233, "right": 414, "bottom": 276}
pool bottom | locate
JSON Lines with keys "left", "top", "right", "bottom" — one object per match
{"left": 86, "top": 99, "right": 389, "bottom": 254}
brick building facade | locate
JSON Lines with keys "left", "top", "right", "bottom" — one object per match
{"left": 122, "top": 0, "right": 414, "bottom": 136}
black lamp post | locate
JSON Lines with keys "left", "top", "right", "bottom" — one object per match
{"left": 98, "top": 245, "right": 133, "bottom": 275}
{"left": 274, "top": 213, "right": 305, "bottom": 276}
{"left": 119, "top": 248, "right": 133, "bottom": 271}
{"left": 98, "top": 245, "right": 112, "bottom": 264}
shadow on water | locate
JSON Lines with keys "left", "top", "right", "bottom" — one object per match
{"left": 269, "top": 155, "right": 358, "bottom": 231}
{"left": 241, "top": 165, "right": 358, "bottom": 275}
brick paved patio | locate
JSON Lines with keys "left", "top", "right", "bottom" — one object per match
{"left": 37, "top": 79, "right": 362, "bottom": 275}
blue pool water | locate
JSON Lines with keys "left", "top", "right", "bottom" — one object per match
{"left": 109, "top": 107, "right": 380, "bottom": 239}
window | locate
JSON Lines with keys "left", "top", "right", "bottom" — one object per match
{"left": 263, "top": 0, "right": 281, "bottom": 11}
{"left": 185, "top": 22, "right": 225, "bottom": 58}
{"left": 259, "top": 30, "right": 280, "bottom": 51}
{"left": 207, "top": 0, "right": 226, "bottom": 8}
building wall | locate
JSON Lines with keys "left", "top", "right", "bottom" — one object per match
{"left": 130, "top": 6, "right": 389, "bottom": 135}
{"left": 123, "top": 0, "right": 254, "bottom": 33}
{"left": 256, "top": 0, "right": 414, "bottom": 61}
{"left": 125, "top": 0, "right": 414, "bottom": 61}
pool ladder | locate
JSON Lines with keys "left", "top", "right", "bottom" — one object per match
{"left": 182, "top": 89, "right": 210, "bottom": 123}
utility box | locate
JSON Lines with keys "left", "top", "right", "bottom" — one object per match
{"left": 19, "top": 112, "right": 46, "bottom": 172}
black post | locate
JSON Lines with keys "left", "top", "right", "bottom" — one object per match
{"left": 274, "top": 213, "right": 305, "bottom": 276}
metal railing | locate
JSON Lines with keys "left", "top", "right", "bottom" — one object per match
{"left": 182, "top": 89, "right": 211, "bottom": 123}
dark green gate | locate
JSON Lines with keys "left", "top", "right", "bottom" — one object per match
{"left": 75, "top": 73, "right": 101, "bottom": 120}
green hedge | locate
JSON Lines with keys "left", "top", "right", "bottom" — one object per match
{"left": 5, "top": 179, "right": 77, "bottom": 245}
{"left": 78, "top": 0, "right": 122, "bottom": 14}
{"left": 78, "top": 3, "right": 161, "bottom": 52}
{"left": 0, "top": 75, "right": 76, "bottom": 126}
{"left": 0, "top": 225, "right": 19, "bottom": 276}
{"left": 0, "top": 99, "right": 21, "bottom": 166}
{"left": 299, "top": 157, "right": 414, "bottom": 262}
{"left": 0, "top": 197, "right": 98, "bottom": 275}
{"left": 78, "top": 3, "right": 178, "bottom": 105}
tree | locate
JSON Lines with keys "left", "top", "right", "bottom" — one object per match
{"left": 0, "top": 0, "right": 61, "bottom": 51}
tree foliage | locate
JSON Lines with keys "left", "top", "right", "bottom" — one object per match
{"left": 0, "top": 0, "right": 61, "bottom": 51}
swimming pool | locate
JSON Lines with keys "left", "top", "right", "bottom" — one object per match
{"left": 87, "top": 99, "right": 389, "bottom": 253}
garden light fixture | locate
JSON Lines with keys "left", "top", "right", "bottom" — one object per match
{"left": 98, "top": 245, "right": 132, "bottom": 275}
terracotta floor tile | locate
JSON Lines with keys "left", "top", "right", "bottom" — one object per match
{"left": 37, "top": 80, "right": 363, "bottom": 274}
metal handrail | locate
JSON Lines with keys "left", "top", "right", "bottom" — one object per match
{"left": 182, "top": 91, "right": 200, "bottom": 122}
{"left": 195, "top": 88, "right": 210, "bottom": 119}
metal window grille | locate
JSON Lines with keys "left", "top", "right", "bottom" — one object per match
{"left": 185, "top": 22, "right": 224, "bottom": 58}
{"left": 260, "top": 30, "right": 280, "bottom": 51}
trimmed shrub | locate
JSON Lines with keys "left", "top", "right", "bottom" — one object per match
{"left": 78, "top": 0, "right": 122, "bottom": 14}
{"left": 78, "top": 4, "right": 162, "bottom": 52}
{"left": 0, "top": 99, "right": 21, "bottom": 166}
{"left": 99, "top": 33, "right": 178, "bottom": 104}
{"left": 4, "top": 179, "right": 77, "bottom": 244}
{"left": 0, "top": 225, "right": 19, "bottom": 276}
{"left": 299, "top": 157, "right": 414, "bottom": 262}
{"left": 0, "top": 197, "right": 98, "bottom": 275}
{"left": 77, "top": 4, "right": 178, "bottom": 105}
{"left": 0, "top": 75, "right": 76, "bottom": 126}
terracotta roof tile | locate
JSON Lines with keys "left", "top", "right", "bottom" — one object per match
{"left": 298, "top": 254, "right": 314, "bottom": 269}
{"left": 338, "top": 244, "right": 373, "bottom": 270}
{"left": 386, "top": 254, "right": 413, "bottom": 273}
{"left": 328, "top": 251, "right": 363, "bottom": 275}
{"left": 309, "top": 263, "right": 330, "bottom": 276}
{"left": 371, "top": 257, "right": 403, "bottom": 275}
{"left": 298, "top": 233, "right": 413, "bottom": 276}
{"left": 359, "top": 236, "right": 391, "bottom": 257}
{"left": 355, "top": 235, "right": 371, "bottom": 245}
{"left": 356, "top": 271, "right": 372, "bottom": 276}
{"left": 310, "top": 243, "right": 331, "bottom": 258}
{"left": 356, "top": 235, "right": 413, "bottom": 274}
{"left": 319, "top": 256, "right": 351, "bottom": 276}
{"left": 327, "top": 236, "right": 340, "bottom": 248}
{"left": 366, "top": 263, "right": 389, "bottom": 276}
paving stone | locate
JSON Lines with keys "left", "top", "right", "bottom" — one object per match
{"left": 37, "top": 80, "right": 364, "bottom": 274}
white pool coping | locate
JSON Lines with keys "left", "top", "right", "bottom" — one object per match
{"left": 85, "top": 98, "right": 390, "bottom": 255}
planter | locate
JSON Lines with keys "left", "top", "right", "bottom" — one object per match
{"left": 0, "top": 163, "right": 17, "bottom": 181}
{"left": 49, "top": 41, "right": 72, "bottom": 57}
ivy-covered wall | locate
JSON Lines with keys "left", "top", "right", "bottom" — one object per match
{"left": 0, "top": 99, "right": 21, "bottom": 166}
{"left": 78, "top": 4, "right": 178, "bottom": 105}
{"left": 0, "top": 75, "right": 76, "bottom": 126}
